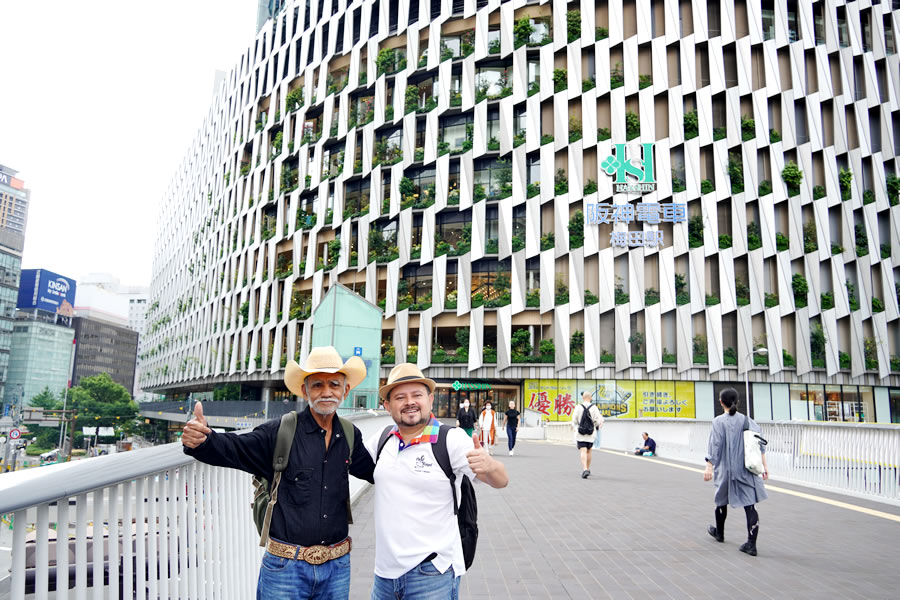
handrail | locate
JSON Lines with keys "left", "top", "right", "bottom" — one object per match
{"left": 598, "top": 417, "right": 900, "bottom": 431}
{"left": 0, "top": 410, "right": 387, "bottom": 515}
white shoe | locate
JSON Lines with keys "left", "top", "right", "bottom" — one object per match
{"left": 509, "top": 450, "right": 514, "bottom": 456}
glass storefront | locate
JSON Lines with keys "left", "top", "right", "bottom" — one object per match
{"left": 430, "top": 383, "right": 519, "bottom": 420}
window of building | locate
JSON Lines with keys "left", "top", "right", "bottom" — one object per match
{"left": 344, "top": 179, "right": 370, "bottom": 218}
{"left": 435, "top": 209, "right": 470, "bottom": 250}
{"left": 476, "top": 65, "right": 510, "bottom": 98}
{"left": 440, "top": 113, "right": 474, "bottom": 151}
{"left": 471, "top": 258, "right": 511, "bottom": 304}
{"left": 787, "top": 0, "right": 800, "bottom": 42}
{"left": 837, "top": 6, "right": 849, "bottom": 47}
{"left": 761, "top": 0, "right": 774, "bottom": 40}
{"left": 474, "top": 158, "right": 512, "bottom": 199}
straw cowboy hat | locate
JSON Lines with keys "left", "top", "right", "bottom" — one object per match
{"left": 285, "top": 346, "right": 367, "bottom": 398}
{"left": 379, "top": 363, "right": 436, "bottom": 400}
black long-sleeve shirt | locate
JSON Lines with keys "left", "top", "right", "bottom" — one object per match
{"left": 183, "top": 408, "right": 375, "bottom": 547}
{"left": 456, "top": 407, "right": 476, "bottom": 429}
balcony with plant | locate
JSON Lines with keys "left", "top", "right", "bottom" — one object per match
{"left": 676, "top": 273, "right": 690, "bottom": 306}
{"left": 855, "top": 224, "right": 869, "bottom": 257}
{"left": 540, "top": 231, "right": 555, "bottom": 251}
{"left": 286, "top": 88, "right": 304, "bottom": 113}
{"left": 803, "top": 221, "right": 818, "bottom": 253}
{"left": 627, "top": 331, "right": 645, "bottom": 364}
{"left": 839, "top": 167, "right": 853, "bottom": 201}
{"left": 625, "top": 111, "right": 640, "bottom": 140}
{"left": 568, "top": 210, "right": 584, "bottom": 250}
{"left": 684, "top": 110, "right": 699, "bottom": 139}
{"left": 376, "top": 47, "right": 407, "bottom": 76}
{"left": 475, "top": 68, "right": 512, "bottom": 102}
{"left": 610, "top": 62, "right": 624, "bottom": 89}
{"left": 326, "top": 67, "right": 349, "bottom": 96}
{"left": 615, "top": 276, "right": 630, "bottom": 305}
{"left": 368, "top": 224, "right": 399, "bottom": 264}
{"left": 568, "top": 117, "right": 582, "bottom": 143}
{"left": 886, "top": 174, "right": 900, "bottom": 206}
{"left": 781, "top": 160, "right": 802, "bottom": 197}
{"left": 747, "top": 221, "right": 762, "bottom": 251}
{"left": 281, "top": 166, "right": 299, "bottom": 194}
{"left": 741, "top": 115, "right": 755, "bottom": 141}
{"left": 372, "top": 136, "right": 403, "bottom": 167}
{"left": 274, "top": 253, "right": 293, "bottom": 280}
{"left": 693, "top": 335, "right": 708, "bottom": 365}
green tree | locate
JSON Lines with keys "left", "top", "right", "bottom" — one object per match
{"left": 29, "top": 387, "right": 61, "bottom": 410}
{"left": 69, "top": 373, "right": 139, "bottom": 439}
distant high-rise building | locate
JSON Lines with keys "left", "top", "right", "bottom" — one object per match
{"left": 70, "top": 316, "right": 138, "bottom": 392}
{"left": 0, "top": 164, "right": 28, "bottom": 410}
{"left": 76, "top": 274, "right": 153, "bottom": 401}
{"left": 11, "top": 269, "right": 78, "bottom": 407}
{"left": 0, "top": 164, "right": 29, "bottom": 237}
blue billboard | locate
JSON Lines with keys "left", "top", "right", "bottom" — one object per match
{"left": 16, "top": 269, "right": 77, "bottom": 315}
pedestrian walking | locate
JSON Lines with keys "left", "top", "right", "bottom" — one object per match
{"left": 571, "top": 392, "right": 603, "bottom": 479}
{"left": 181, "top": 346, "right": 375, "bottom": 599}
{"left": 478, "top": 401, "right": 497, "bottom": 455}
{"left": 504, "top": 400, "right": 520, "bottom": 456}
{"left": 455, "top": 399, "right": 476, "bottom": 437}
{"left": 703, "top": 388, "right": 769, "bottom": 557}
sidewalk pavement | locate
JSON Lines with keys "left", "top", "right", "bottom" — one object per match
{"left": 348, "top": 438, "right": 900, "bottom": 599}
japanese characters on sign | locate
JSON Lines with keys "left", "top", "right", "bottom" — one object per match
{"left": 584, "top": 202, "right": 687, "bottom": 248}
{"left": 524, "top": 379, "right": 696, "bottom": 420}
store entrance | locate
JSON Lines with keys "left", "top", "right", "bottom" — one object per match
{"left": 432, "top": 387, "right": 518, "bottom": 421}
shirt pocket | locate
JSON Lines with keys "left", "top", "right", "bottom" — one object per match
{"left": 279, "top": 467, "right": 313, "bottom": 507}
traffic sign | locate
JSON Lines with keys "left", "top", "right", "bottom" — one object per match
{"left": 9, "top": 429, "right": 21, "bottom": 440}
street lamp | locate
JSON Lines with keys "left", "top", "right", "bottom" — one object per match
{"left": 745, "top": 348, "right": 769, "bottom": 411}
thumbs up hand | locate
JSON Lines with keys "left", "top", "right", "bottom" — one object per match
{"left": 467, "top": 430, "right": 494, "bottom": 476}
{"left": 182, "top": 401, "right": 212, "bottom": 449}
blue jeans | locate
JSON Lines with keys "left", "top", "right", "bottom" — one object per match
{"left": 507, "top": 425, "right": 517, "bottom": 451}
{"left": 371, "top": 561, "right": 459, "bottom": 600}
{"left": 257, "top": 551, "right": 351, "bottom": 599}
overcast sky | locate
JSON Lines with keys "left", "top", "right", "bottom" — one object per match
{"left": 0, "top": 0, "right": 258, "bottom": 287}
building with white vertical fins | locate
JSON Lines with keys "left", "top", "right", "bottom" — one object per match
{"left": 145, "top": 0, "right": 900, "bottom": 424}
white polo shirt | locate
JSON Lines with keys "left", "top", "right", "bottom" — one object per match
{"left": 365, "top": 426, "right": 477, "bottom": 579}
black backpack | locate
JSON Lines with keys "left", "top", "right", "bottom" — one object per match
{"left": 377, "top": 424, "right": 478, "bottom": 569}
{"left": 577, "top": 403, "right": 595, "bottom": 436}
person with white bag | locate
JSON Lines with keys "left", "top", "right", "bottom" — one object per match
{"left": 702, "top": 388, "right": 769, "bottom": 557}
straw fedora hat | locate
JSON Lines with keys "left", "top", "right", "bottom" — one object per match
{"left": 379, "top": 363, "right": 436, "bottom": 401}
{"left": 285, "top": 346, "right": 367, "bottom": 398}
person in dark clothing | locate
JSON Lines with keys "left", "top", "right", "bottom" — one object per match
{"left": 455, "top": 399, "right": 476, "bottom": 437}
{"left": 182, "top": 346, "right": 375, "bottom": 600}
{"left": 634, "top": 432, "right": 656, "bottom": 455}
{"left": 505, "top": 400, "right": 520, "bottom": 456}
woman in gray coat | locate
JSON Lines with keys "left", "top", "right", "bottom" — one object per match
{"left": 703, "top": 388, "right": 769, "bottom": 556}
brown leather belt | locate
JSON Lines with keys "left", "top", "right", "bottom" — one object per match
{"left": 266, "top": 537, "right": 352, "bottom": 565}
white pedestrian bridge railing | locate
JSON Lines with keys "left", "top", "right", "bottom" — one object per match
{"left": 546, "top": 418, "right": 900, "bottom": 505}
{"left": 0, "top": 412, "right": 393, "bottom": 599}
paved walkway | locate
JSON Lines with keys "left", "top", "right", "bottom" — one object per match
{"left": 348, "top": 438, "right": 900, "bottom": 599}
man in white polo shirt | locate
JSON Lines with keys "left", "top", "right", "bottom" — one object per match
{"left": 366, "top": 363, "right": 509, "bottom": 599}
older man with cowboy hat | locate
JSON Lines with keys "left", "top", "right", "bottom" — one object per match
{"left": 364, "top": 363, "right": 508, "bottom": 600}
{"left": 182, "top": 346, "right": 376, "bottom": 600}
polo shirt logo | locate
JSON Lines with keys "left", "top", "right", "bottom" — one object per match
{"left": 414, "top": 455, "right": 433, "bottom": 471}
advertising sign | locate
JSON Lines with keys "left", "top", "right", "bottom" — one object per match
{"left": 16, "top": 269, "right": 77, "bottom": 315}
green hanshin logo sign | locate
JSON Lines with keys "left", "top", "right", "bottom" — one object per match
{"left": 452, "top": 380, "right": 492, "bottom": 391}
{"left": 601, "top": 142, "right": 657, "bottom": 193}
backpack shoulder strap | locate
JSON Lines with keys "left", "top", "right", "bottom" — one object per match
{"left": 272, "top": 411, "right": 298, "bottom": 472}
{"left": 433, "top": 425, "right": 459, "bottom": 515}
{"left": 375, "top": 425, "right": 395, "bottom": 462}
{"left": 337, "top": 416, "right": 355, "bottom": 464}
{"left": 259, "top": 411, "right": 297, "bottom": 547}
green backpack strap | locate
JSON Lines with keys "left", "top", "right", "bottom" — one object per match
{"left": 337, "top": 416, "right": 355, "bottom": 523}
{"left": 259, "top": 411, "right": 298, "bottom": 547}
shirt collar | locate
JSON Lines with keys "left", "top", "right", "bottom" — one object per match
{"left": 390, "top": 414, "right": 440, "bottom": 451}
{"left": 299, "top": 406, "right": 336, "bottom": 433}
